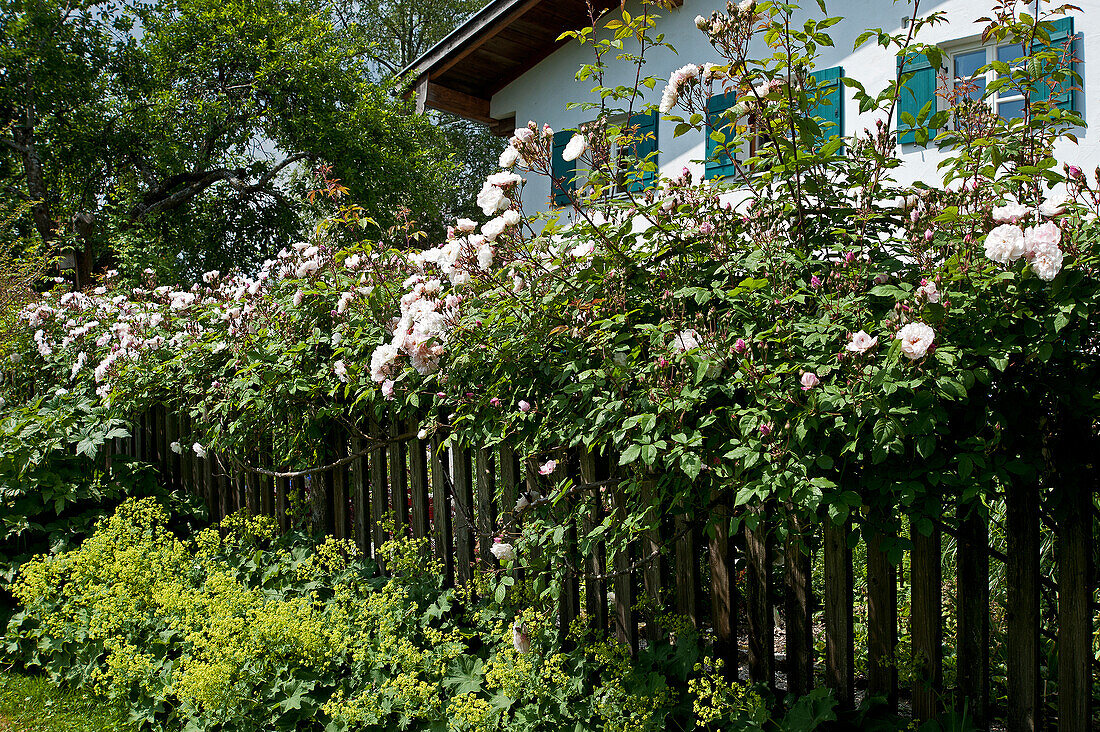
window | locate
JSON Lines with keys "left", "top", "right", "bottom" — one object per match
{"left": 898, "top": 16, "right": 1078, "bottom": 146}
{"left": 704, "top": 66, "right": 842, "bottom": 180}
{"left": 550, "top": 111, "right": 659, "bottom": 206}
{"left": 951, "top": 42, "right": 1026, "bottom": 120}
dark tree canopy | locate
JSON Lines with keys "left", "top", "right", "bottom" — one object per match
{"left": 1, "top": 0, "right": 482, "bottom": 285}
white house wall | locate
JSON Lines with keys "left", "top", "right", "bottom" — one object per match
{"left": 487, "top": 0, "right": 1097, "bottom": 214}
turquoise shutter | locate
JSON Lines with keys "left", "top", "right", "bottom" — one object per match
{"left": 1032, "top": 16, "right": 1078, "bottom": 112}
{"left": 897, "top": 51, "right": 939, "bottom": 145}
{"left": 809, "top": 66, "right": 843, "bottom": 140}
{"left": 705, "top": 90, "right": 739, "bottom": 180}
{"left": 626, "top": 110, "right": 659, "bottom": 192}
{"left": 551, "top": 129, "right": 576, "bottom": 207}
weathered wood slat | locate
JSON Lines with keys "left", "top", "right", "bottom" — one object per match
{"left": 640, "top": 477, "right": 664, "bottom": 644}
{"left": 867, "top": 512, "right": 898, "bottom": 710}
{"left": 452, "top": 445, "right": 475, "bottom": 587}
{"left": 957, "top": 505, "right": 988, "bottom": 728}
{"left": 332, "top": 431, "right": 348, "bottom": 540}
{"left": 1057, "top": 477, "right": 1092, "bottom": 732}
{"left": 276, "top": 474, "right": 289, "bottom": 533}
{"left": 709, "top": 490, "right": 737, "bottom": 679}
{"left": 476, "top": 449, "right": 496, "bottom": 567}
{"left": 579, "top": 450, "right": 607, "bottom": 634}
{"left": 389, "top": 421, "right": 409, "bottom": 536}
{"left": 610, "top": 480, "right": 637, "bottom": 654}
{"left": 350, "top": 435, "right": 368, "bottom": 552}
{"left": 179, "top": 414, "right": 192, "bottom": 494}
{"left": 674, "top": 513, "right": 697, "bottom": 630}
{"left": 431, "top": 434, "right": 455, "bottom": 587}
{"left": 911, "top": 511, "right": 942, "bottom": 722}
{"left": 260, "top": 444, "right": 274, "bottom": 517}
{"left": 745, "top": 509, "right": 774, "bottom": 689}
{"left": 291, "top": 475, "right": 305, "bottom": 532}
{"left": 1007, "top": 480, "right": 1040, "bottom": 732}
{"left": 165, "top": 412, "right": 179, "bottom": 491}
{"left": 784, "top": 512, "right": 813, "bottom": 696}
{"left": 823, "top": 517, "right": 854, "bottom": 709}
{"left": 370, "top": 422, "right": 389, "bottom": 563}
{"left": 408, "top": 421, "right": 430, "bottom": 541}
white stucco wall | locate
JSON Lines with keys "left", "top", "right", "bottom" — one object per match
{"left": 487, "top": 0, "right": 1097, "bottom": 214}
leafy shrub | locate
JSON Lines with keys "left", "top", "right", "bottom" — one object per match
{"left": 7, "top": 498, "right": 835, "bottom": 731}
{"left": 0, "top": 392, "right": 196, "bottom": 623}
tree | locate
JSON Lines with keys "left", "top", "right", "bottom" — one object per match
{"left": 1, "top": 0, "right": 461, "bottom": 285}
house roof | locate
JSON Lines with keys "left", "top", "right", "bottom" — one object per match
{"left": 401, "top": 0, "right": 628, "bottom": 133}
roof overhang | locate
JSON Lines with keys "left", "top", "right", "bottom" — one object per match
{"left": 402, "top": 0, "right": 681, "bottom": 135}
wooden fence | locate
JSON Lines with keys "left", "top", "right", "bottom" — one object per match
{"left": 110, "top": 407, "right": 1097, "bottom": 732}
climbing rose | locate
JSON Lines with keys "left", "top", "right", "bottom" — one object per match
{"left": 984, "top": 224, "right": 1026, "bottom": 264}
{"left": 562, "top": 134, "right": 587, "bottom": 162}
{"left": 992, "top": 202, "right": 1028, "bottom": 223}
{"left": 896, "top": 322, "right": 935, "bottom": 360}
{"left": 334, "top": 359, "right": 347, "bottom": 383}
{"left": 518, "top": 400, "right": 531, "bottom": 413}
{"left": 381, "top": 378, "right": 395, "bottom": 400}
{"left": 800, "top": 372, "right": 820, "bottom": 390}
{"left": 193, "top": 443, "right": 207, "bottom": 458}
{"left": 916, "top": 279, "right": 941, "bottom": 303}
{"left": 1023, "top": 221, "right": 1061, "bottom": 257}
{"left": 846, "top": 330, "right": 878, "bottom": 353}
{"left": 499, "top": 146, "right": 522, "bottom": 169}
{"left": 1030, "top": 244, "right": 1064, "bottom": 281}
{"left": 490, "top": 540, "right": 516, "bottom": 562}
{"left": 539, "top": 460, "right": 557, "bottom": 476}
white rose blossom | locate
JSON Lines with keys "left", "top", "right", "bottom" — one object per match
{"left": 984, "top": 224, "right": 1026, "bottom": 264}
{"left": 846, "top": 330, "right": 878, "bottom": 353}
{"left": 562, "top": 133, "right": 587, "bottom": 162}
{"left": 896, "top": 322, "right": 935, "bottom": 361}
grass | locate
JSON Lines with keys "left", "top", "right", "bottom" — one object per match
{"left": 0, "top": 665, "right": 133, "bottom": 732}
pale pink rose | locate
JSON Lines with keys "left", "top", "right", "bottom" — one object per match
{"left": 518, "top": 400, "right": 531, "bottom": 413}
{"left": 381, "top": 378, "right": 395, "bottom": 400}
{"left": 733, "top": 338, "right": 748, "bottom": 354}
{"left": 984, "top": 224, "right": 1026, "bottom": 264}
{"left": 992, "top": 202, "right": 1028, "bottom": 223}
{"left": 916, "top": 279, "right": 941, "bottom": 303}
{"left": 1030, "top": 244, "right": 1064, "bottom": 281}
{"left": 896, "top": 322, "right": 935, "bottom": 360}
{"left": 1023, "top": 221, "right": 1061, "bottom": 259}
{"left": 800, "top": 372, "right": 820, "bottom": 390}
{"left": 490, "top": 541, "right": 515, "bottom": 562}
{"left": 539, "top": 460, "right": 557, "bottom": 476}
{"left": 846, "top": 330, "right": 878, "bottom": 353}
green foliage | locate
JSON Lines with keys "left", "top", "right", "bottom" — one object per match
{"left": 6, "top": 499, "right": 836, "bottom": 731}
{"left": 0, "top": 392, "right": 193, "bottom": 619}
{"left": 1, "top": 0, "right": 466, "bottom": 285}
{"left": 0, "top": 666, "right": 133, "bottom": 731}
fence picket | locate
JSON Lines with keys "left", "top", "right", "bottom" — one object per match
{"left": 1007, "top": 479, "right": 1041, "bottom": 732}
{"left": 389, "top": 421, "right": 409, "bottom": 536}
{"left": 745, "top": 509, "right": 774, "bottom": 689}
{"left": 452, "top": 445, "right": 474, "bottom": 587}
{"left": 708, "top": 490, "right": 737, "bottom": 679}
{"left": 784, "top": 512, "right": 813, "bottom": 696}
{"left": 476, "top": 449, "right": 496, "bottom": 567}
{"left": 957, "top": 505, "right": 989, "bottom": 728}
{"left": 332, "top": 431, "right": 349, "bottom": 540}
{"left": 867, "top": 511, "right": 898, "bottom": 711}
{"left": 431, "top": 434, "right": 455, "bottom": 587}
{"left": 579, "top": 450, "right": 607, "bottom": 635}
{"left": 674, "top": 514, "right": 697, "bottom": 629}
{"left": 1057, "top": 477, "right": 1092, "bottom": 732}
{"left": 640, "top": 477, "right": 664, "bottom": 644}
{"left": 370, "top": 423, "right": 389, "bottom": 564}
{"left": 824, "top": 517, "right": 854, "bottom": 709}
{"left": 610, "top": 479, "right": 637, "bottom": 654}
{"left": 911, "top": 510, "right": 942, "bottom": 722}
{"left": 408, "top": 421, "right": 430, "bottom": 541}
